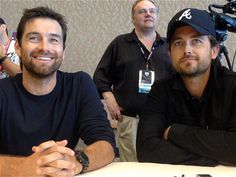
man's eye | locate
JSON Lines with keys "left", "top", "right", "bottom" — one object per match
{"left": 51, "top": 38, "right": 58, "bottom": 42}
{"left": 149, "top": 9, "right": 156, "bottom": 14}
{"left": 29, "top": 36, "right": 39, "bottom": 42}
{"left": 192, "top": 38, "right": 203, "bottom": 45}
{"left": 50, "top": 38, "right": 61, "bottom": 44}
{"left": 173, "top": 40, "right": 182, "bottom": 46}
{"left": 138, "top": 9, "right": 146, "bottom": 14}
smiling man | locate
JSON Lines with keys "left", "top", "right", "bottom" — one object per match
{"left": 137, "top": 8, "right": 236, "bottom": 166}
{"left": 0, "top": 6, "right": 115, "bottom": 176}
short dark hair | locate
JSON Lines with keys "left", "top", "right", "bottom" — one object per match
{"left": 208, "top": 35, "right": 219, "bottom": 48}
{"left": 131, "top": 0, "right": 156, "bottom": 17}
{"left": 16, "top": 6, "right": 67, "bottom": 49}
{"left": 0, "top": 18, "right": 6, "bottom": 25}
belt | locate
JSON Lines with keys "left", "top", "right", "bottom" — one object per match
{"left": 121, "top": 111, "right": 140, "bottom": 118}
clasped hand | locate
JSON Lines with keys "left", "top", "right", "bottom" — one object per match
{"left": 28, "top": 140, "right": 81, "bottom": 177}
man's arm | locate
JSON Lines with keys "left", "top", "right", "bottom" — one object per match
{"left": 136, "top": 81, "right": 217, "bottom": 166}
{"left": 162, "top": 84, "right": 236, "bottom": 165}
{"left": 0, "top": 45, "right": 21, "bottom": 76}
{"left": 0, "top": 140, "right": 75, "bottom": 177}
{"left": 93, "top": 38, "right": 124, "bottom": 121}
{"left": 31, "top": 140, "right": 114, "bottom": 176}
{"left": 79, "top": 140, "right": 114, "bottom": 173}
{"left": 93, "top": 37, "right": 118, "bottom": 97}
{"left": 78, "top": 72, "right": 116, "bottom": 166}
{"left": 1, "top": 57, "right": 21, "bottom": 76}
{"left": 137, "top": 114, "right": 216, "bottom": 166}
{"left": 166, "top": 123, "right": 236, "bottom": 165}
{"left": 102, "top": 91, "right": 123, "bottom": 121}
{"left": 0, "top": 154, "right": 38, "bottom": 177}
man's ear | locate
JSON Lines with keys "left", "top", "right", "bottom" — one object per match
{"left": 14, "top": 40, "right": 21, "bottom": 57}
{"left": 62, "top": 50, "right": 65, "bottom": 61}
{"left": 211, "top": 45, "right": 220, "bottom": 60}
{"left": 131, "top": 16, "right": 135, "bottom": 25}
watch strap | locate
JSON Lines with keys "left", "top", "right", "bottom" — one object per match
{"left": 0, "top": 56, "right": 8, "bottom": 65}
{"left": 75, "top": 150, "right": 89, "bottom": 174}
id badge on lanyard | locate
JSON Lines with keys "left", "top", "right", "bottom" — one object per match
{"left": 138, "top": 43, "right": 155, "bottom": 93}
{"left": 138, "top": 69, "right": 155, "bottom": 93}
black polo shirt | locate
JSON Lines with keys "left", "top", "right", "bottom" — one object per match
{"left": 93, "top": 30, "right": 172, "bottom": 116}
{"left": 137, "top": 63, "right": 236, "bottom": 166}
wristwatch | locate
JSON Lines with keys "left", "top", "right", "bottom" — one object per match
{"left": 0, "top": 56, "right": 8, "bottom": 65}
{"left": 75, "top": 150, "right": 89, "bottom": 174}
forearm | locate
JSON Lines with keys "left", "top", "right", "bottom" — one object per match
{"left": 137, "top": 135, "right": 216, "bottom": 166}
{"left": 102, "top": 91, "right": 114, "bottom": 99}
{"left": 2, "top": 58, "right": 21, "bottom": 76}
{"left": 81, "top": 140, "right": 114, "bottom": 172}
{"left": 0, "top": 155, "right": 26, "bottom": 177}
{"left": 137, "top": 113, "right": 216, "bottom": 165}
{"left": 168, "top": 124, "right": 236, "bottom": 165}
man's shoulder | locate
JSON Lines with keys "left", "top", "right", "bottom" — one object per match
{"left": 153, "top": 75, "right": 177, "bottom": 88}
{"left": 112, "top": 31, "right": 135, "bottom": 42}
{"left": 0, "top": 75, "right": 19, "bottom": 84}
{"left": 215, "top": 65, "right": 236, "bottom": 82}
{"left": 220, "top": 66, "right": 236, "bottom": 76}
{"left": 0, "top": 76, "right": 19, "bottom": 94}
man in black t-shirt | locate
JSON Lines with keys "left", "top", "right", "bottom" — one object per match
{"left": 0, "top": 7, "right": 115, "bottom": 177}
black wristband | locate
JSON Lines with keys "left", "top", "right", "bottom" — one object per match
{"left": 0, "top": 56, "right": 8, "bottom": 65}
{"left": 75, "top": 150, "right": 89, "bottom": 174}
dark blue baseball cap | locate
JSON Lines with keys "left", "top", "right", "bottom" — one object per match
{"left": 167, "top": 8, "right": 216, "bottom": 42}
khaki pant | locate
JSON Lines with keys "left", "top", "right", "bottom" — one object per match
{"left": 117, "top": 115, "right": 139, "bottom": 162}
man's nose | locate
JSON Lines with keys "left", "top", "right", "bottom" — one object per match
{"left": 184, "top": 42, "right": 193, "bottom": 55}
{"left": 38, "top": 39, "right": 49, "bottom": 51}
{"left": 145, "top": 10, "right": 153, "bottom": 16}
{"left": 146, "top": 10, "right": 151, "bottom": 16}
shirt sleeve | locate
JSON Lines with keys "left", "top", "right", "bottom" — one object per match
{"left": 136, "top": 81, "right": 217, "bottom": 166}
{"left": 77, "top": 72, "right": 116, "bottom": 152}
{"left": 168, "top": 86, "right": 236, "bottom": 165}
{"left": 93, "top": 39, "right": 118, "bottom": 96}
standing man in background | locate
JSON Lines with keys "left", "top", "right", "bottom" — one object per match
{"left": 0, "top": 18, "right": 21, "bottom": 78}
{"left": 93, "top": 0, "right": 172, "bottom": 161}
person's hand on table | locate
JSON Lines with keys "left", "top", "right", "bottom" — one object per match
{"left": 31, "top": 140, "right": 80, "bottom": 177}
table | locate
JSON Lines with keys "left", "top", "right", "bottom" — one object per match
{"left": 78, "top": 162, "right": 236, "bottom": 177}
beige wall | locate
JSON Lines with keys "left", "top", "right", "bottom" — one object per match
{"left": 1, "top": 0, "right": 235, "bottom": 75}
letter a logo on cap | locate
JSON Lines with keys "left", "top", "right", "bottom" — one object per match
{"left": 179, "top": 9, "right": 192, "bottom": 20}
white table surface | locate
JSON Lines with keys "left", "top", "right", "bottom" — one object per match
{"left": 78, "top": 162, "right": 236, "bottom": 177}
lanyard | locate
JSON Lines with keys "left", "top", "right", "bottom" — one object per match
{"left": 138, "top": 43, "right": 156, "bottom": 70}
{"left": 4, "top": 39, "right": 11, "bottom": 54}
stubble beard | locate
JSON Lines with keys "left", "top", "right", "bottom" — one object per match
{"left": 175, "top": 57, "right": 211, "bottom": 78}
{"left": 22, "top": 57, "right": 62, "bottom": 78}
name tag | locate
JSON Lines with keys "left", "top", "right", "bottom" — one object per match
{"left": 138, "top": 70, "right": 155, "bottom": 93}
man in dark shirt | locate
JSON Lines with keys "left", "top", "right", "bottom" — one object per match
{"left": 137, "top": 8, "right": 236, "bottom": 166}
{"left": 93, "top": 0, "right": 172, "bottom": 161}
{"left": 0, "top": 6, "right": 115, "bottom": 176}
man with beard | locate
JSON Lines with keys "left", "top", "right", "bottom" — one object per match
{"left": 137, "top": 8, "right": 236, "bottom": 166}
{"left": 0, "top": 6, "right": 115, "bottom": 177}
{"left": 93, "top": 0, "right": 172, "bottom": 162}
